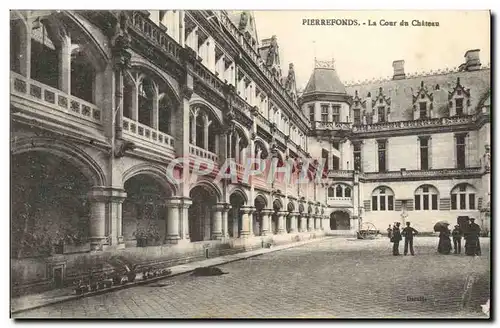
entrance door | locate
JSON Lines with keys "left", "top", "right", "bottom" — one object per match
{"left": 53, "top": 267, "right": 63, "bottom": 288}
{"left": 331, "top": 211, "right": 350, "bottom": 230}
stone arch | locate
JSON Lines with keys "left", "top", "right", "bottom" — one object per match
{"left": 273, "top": 198, "right": 283, "bottom": 211}
{"left": 232, "top": 121, "right": 250, "bottom": 148}
{"left": 122, "top": 163, "right": 178, "bottom": 196}
{"left": 254, "top": 193, "right": 268, "bottom": 210}
{"left": 189, "top": 99, "right": 224, "bottom": 127}
{"left": 254, "top": 137, "right": 270, "bottom": 157}
{"left": 11, "top": 137, "right": 106, "bottom": 186}
{"left": 228, "top": 187, "right": 249, "bottom": 204}
{"left": 330, "top": 209, "right": 352, "bottom": 230}
{"left": 189, "top": 179, "right": 222, "bottom": 203}
{"left": 129, "top": 60, "right": 181, "bottom": 104}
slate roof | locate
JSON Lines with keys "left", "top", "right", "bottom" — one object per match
{"left": 303, "top": 67, "right": 347, "bottom": 95}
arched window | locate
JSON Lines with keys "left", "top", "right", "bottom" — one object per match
{"left": 372, "top": 186, "right": 394, "bottom": 211}
{"left": 138, "top": 78, "right": 154, "bottom": 126}
{"left": 335, "top": 185, "right": 343, "bottom": 197}
{"left": 451, "top": 183, "right": 476, "bottom": 210}
{"left": 414, "top": 185, "right": 439, "bottom": 210}
{"left": 195, "top": 114, "right": 205, "bottom": 148}
{"left": 344, "top": 187, "right": 351, "bottom": 198}
{"left": 328, "top": 186, "right": 334, "bottom": 198}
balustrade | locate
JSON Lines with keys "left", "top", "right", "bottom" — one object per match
{"left": 122, "top": 117, "right": 174, "bottom": 148}
{"left": 11, "top": 72, "right": 102, "bottom": 125}
{"left": 188, "top": 143, "right": 218, "bottom": 162}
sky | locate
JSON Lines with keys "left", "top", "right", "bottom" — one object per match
{"left": 252, "top": 11, "right": 491, "bottom": 90}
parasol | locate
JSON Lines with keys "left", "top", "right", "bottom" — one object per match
{"left": 433, "top": 220, "right": 450, "bottom": 232}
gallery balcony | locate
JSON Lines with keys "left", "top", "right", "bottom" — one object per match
{"left": 10, "top": 72, "right": 104, "bottom": 139}
{"left": 121, "top": 117, "right": 175, "bottom": 158}
{"left": 360, "top": 167, "right": 483, "bottom": 182}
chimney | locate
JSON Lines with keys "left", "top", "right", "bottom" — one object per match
{"left": 392, "top": 60, "right": 405, "bottom": 80}
{"left": 464, "top": 49, "right": 481, "bottom": 71}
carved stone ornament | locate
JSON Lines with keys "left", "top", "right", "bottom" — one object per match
{"left": 111, "top": 11, "right": 132, "bottom": 70}
{"left": 182, "top": 85, "right": 193, "bottom": 100}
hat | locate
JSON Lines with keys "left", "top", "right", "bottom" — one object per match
{"left": 469, "top": 218, "right": 475, "bottom": 221}
{"left": 455, "top": 225, "right": 460, "bottom": 228}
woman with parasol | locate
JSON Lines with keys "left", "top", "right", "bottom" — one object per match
{"left": 434, "top": 221, "right": 452, "bottom": 254}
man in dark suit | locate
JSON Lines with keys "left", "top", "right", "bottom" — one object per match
{"left": 392, "top": 222, "right": 402, "bottom": 256}
{"left": 401, "top": 222, "right": 418, "bottom": 255}
{"left": 452, "top": 224, "right": 462, "bottom": 254}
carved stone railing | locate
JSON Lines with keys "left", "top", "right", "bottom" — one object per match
{"left": 328, "top": 197, "right": 353, "bottom": 201}
{"left": 352, "top": 116, "right": 475, "bottom": 133}
{"left": 328, "top": 170, "right": 354, "bottom": 179}
{"left": 122, "top": 117, "right": 174, "bottom": 148}
{"left": 255, "top": 112, "right": 271, "bottom": 132}
{"left": 360, "top": 167, "right": 483, "bottom": 180}
{"left": 189, "top": 143, "right": 218, "bottom": 162}
{"left": 192, "top": 59, "right": 226, "bottom": 97}
{"left": 314, "top": 121, "right": 352, "bottom": 131}
{"left": 11, "top": 72, "right": 102, "bottom": 125}
{"left": 233, "top": 94, "right": 252, "bottom": 116}
{"left": 129, "top": 11, "right": 182, "bottom": 61}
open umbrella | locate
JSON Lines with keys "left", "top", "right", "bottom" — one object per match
{"left": 433, "top": 220, "right": 450, "bottom": 232}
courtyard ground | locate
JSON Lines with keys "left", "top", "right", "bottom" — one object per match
{"left": 13, "top": 236, "right": 490, "bottom": 319}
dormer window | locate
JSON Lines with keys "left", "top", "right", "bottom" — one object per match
{"left": 353, "top": 109, "right": 361, "bottom": 124}
{"left": 378, "top": 106, "right": 386, "bottom": 123}
{"left": 455, "top": 98, "right": 464, "bottom": 116}
{"left": 419, "top": 102, "right": 428, "bottom": 119}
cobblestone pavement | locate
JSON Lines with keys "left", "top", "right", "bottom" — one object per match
{"left": 14, "top": 237, "right": 490, "bottom": 319}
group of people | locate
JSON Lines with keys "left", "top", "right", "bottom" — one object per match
{"left": 387, "top": 218, "right": 482, "bottom": 256}
{"left": 387, "top": 222, "right": 418, "bottom": 256}
{"left": 438, "top": 218, "right": 482, "bottom": 256}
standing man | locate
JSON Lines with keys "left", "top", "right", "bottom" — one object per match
{"left": 402, "top": 222, "right": 418, "bottom": 255}
{"left": 392, "top": 222, "right": 402, "bottom": 256}
{"left": 452, "top": 224, "right": 462, "bottom": 254}
{"left": 468, "top": 218, "right": 482, "bottom": 256}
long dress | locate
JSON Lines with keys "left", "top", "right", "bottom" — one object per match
{"left": 465, "top": 223, "right": 481, "bottom": 256}
{"left": 438, "top": 229, "right": 452, "bottom": 254}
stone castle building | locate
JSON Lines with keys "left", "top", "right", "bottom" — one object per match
{"left": 10, "top": 10, "right": 490, "bottom": 295}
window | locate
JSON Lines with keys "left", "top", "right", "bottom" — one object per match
{"left": 353, "top": 143, "right": 362, "bottom": 172}
{"left": 420, "top": 137, "right": 430, "bottom": 170}
{"left": 456, "top": 134, "right": 466, "bottom": 169}
{"left": 332, "top": 105, "right": 340, "bottom": 123}
{"left": 377, "top": 140, "right": 387, "bottom": 172}
{"left": 335, "top": 185, "right": 343, "bottom": 197}
{"left": 378, "top": 107, "right": 386, "bottom": 122}
{"left": 332, "top": 155, "right": 340, "bottom": 170}
{"left": 455, "top": 98, "right": 464, "bottom": 116}
{"left": 309, "top": 105, "right": 315, "bottom": 122}
{"left": 328, "top": 187, "right": 334, "bottom": 197}
{"left": 372, "top": 186, "right": 395, "bottom": 211}
{"left": 451, "top": 183, "right": 476, "bottom": 210}
{"left": 414, "top": 185, "right": 439, "bottom": 210}
{"left": 345, "top": 187, "right": 351, "bottom": 198}
{"left": 419, "top": 102, "right": 427, "bottom": 119}
{"left": 353, "top": 109, "right": 361, "bottom": 124}
{"left": 321, "top": 105, "right": 329, "bottom": 122}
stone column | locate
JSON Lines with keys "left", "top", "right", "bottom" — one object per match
{"left": 277, "top": 211, "right": 287, "bottom": 234}
{"left": 315, "top": 215, "right": 321, "bottom": 231}
{"left": 298, "top": 213, "right": 306, "bottom": 232}
{"left": 239, "top": 206, "right": 254, "bottom": 238}
{"left": 59, "top": 33, "right": 72, "bottom": 94}
{"left": 289, "top": 212, "right": 299, "bottom": 233}
{"left": 307, "top": 215, "right": 314, "bottom": 231}
{"left": 87, "top": 187, "right": 108, "bottom": 251}
{"left": 190, "top": 110, "right": 197, "bottom": 144}
{"left": 179, "top": 198, "right": 192, "bottom": 242}
{"left": 211, "top": 204, "right": 225, "bottom": 240}
{"left": 107, "top": 188, "right": 127, "bottom": 246}
{"left": 222, "top": 204, "right": 231, "bottom": 238}
{"left": 165, "top": 198, "right": 182, "bottom": 244}
{"left": 260, "top": 209, "right": 273, "bottom": 236}
{"left": 151, "top": 88, "right": 159, "bottom": 129}
{"left": 16, "top": 18, "right": 31, "bottom": 78}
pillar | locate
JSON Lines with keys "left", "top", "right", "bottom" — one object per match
{"left": 108, "top": 189, "right": 127, "bottom": 246}
{"left": 59, "top": 33, "right": 72, "bottom": 94}
{"left": 260, "top": 209, "right": 273, "bottom": 236}
{"left": 239, "top": 206, "right": 254, "bottom": 238}
{"left": 87, "top": 187, "right": 108, "bottom": 251}
{"left": 222, "top": 204, "right": 230, "bottom": 238}
{"left": 315, "top": 215, "right": 321, "bottom": 231}
{"left": 211, "top": 204, "right": 225, "bottom": 240}
{"left": 277, "top": 211, "right": 287, "bottom": 234}
{"left": 289, "top": 212, "right": 299, "bottom": 233}
{"left": 16, "top": 18, "right": 31, "bottom": 78}
{"left": 152, "top": 89, "right": 159, "bottom": 129}
{"left": 165, "top": 198, "right": 182, "bottom": 244}
{"left": 307, "top": 215, "right": 313, "bottom": 231}
{"left": 131, "top": 81, "right": 139, "bottom": 121}
{"left": 299, "top": 213, "right": 306, "bottom": 232}
{"left": 190, "top": 110, "right": 197, "bottom": 144}
{"left": 179, "top": 198, "right": 192, "bottom": 241}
